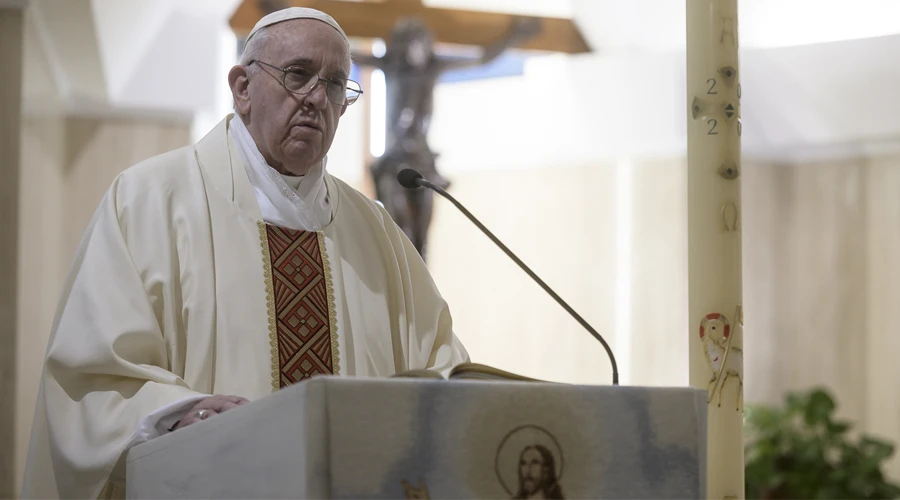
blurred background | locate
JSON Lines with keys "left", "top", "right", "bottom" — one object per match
{"left": 2, "top": 0, "right": 900, "bottom": 495}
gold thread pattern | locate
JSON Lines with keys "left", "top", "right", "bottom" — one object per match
{"left": 317, "top": 231, "right": 341, "bottom": 375}
{"left": 258, "top": 221, "right": 281, "bottom": 392}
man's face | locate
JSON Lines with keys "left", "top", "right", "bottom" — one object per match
{"left": 519, "top": 448, "right": 546, "bottom": 496}
{"left": 232, "top": 19, "right": 350, "bottom": 175}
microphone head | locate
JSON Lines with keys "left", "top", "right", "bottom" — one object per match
{"left": 397, "top": 168, "right": 424, "bottom": 189}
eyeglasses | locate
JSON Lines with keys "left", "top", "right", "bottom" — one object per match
{"left": 249, "top": 60, "right": 363, "bottom": 105}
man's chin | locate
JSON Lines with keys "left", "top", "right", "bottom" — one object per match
{"left": 277, "top": 163, "right": 312, "bottom": 176}
{"left": 278, "top": 153, "right": 322, "bottom": 176}
{"left": 280, "top": 144, "right": 322, "bottom": 170}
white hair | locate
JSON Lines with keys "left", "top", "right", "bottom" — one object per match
{"left": 239, "top": 26, "right": 269, "bottom": 68}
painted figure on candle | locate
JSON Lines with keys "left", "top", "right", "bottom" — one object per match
{"left": 699, "top": 312, "right": 743, "bottom": 411}
{"left": 401, "top": 479, "right": 431, "bottom": 499}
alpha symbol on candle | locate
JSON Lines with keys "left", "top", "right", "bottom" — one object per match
{"left": 719, "top": 16, "right": 737, "bottom": 46}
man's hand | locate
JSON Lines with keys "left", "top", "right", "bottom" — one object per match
{"left": 172, "top": 395, "right": 249, "bottom": 430}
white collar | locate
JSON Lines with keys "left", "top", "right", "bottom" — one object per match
{"left": 229, "top": 116, "right": 333, "bottom": 231}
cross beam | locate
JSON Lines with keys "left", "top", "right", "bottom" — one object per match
{"left": 230, "top": 0, "right": 590, "bottom": 54}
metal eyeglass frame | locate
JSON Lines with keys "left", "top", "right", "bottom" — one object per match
{"left": 249, "top": 59, "right": 363, "bottom": 105}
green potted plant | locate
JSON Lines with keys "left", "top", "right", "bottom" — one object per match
{"left": 744, "top": 388, "right": 900, "bottom": 499}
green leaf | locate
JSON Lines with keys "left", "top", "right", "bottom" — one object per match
{"left": 746, "top": 405, "right": 783, "bottom": 431}
{"left": 860, "top": 437, "right": 895, "bottom": 463}
{"left": 804, "top": 389, "right": 836, "bottom": 426}
{"left": 827, "top": 420, "right": 850, "bottom": 434}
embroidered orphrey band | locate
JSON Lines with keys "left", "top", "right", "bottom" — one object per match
{"left": 263, "top": 224, "right": 337, "bottom": 387}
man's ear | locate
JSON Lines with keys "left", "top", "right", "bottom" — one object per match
{"left": 229, "top": 65, "right": 252, "bottom": 115}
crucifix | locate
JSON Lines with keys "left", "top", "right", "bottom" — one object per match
{"left": 231, "top": 0, "right": 591, "bottom": 259}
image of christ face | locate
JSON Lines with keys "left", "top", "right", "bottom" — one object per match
{"left": 514, "top": 445, "right": 564, "bottom": 499}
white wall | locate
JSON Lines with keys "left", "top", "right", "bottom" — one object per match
{"left": 429, "top": 50, "right": 686, "bottom": 172}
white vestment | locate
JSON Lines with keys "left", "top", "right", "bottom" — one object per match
{"left": 21, "top": 115, "right": 469, "bottom": 499}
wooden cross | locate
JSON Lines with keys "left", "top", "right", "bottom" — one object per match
{"left": 230, "top": 0, "right": 591, "bottom": 54}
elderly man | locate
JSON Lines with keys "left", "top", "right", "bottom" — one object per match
{"left": 21, "top": 7, "right": 468, "bottom": 499}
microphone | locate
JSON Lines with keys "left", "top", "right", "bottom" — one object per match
{"left": 397, "top": 168, "right": 619, "bottom": 386}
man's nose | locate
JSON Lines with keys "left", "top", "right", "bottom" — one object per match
{"left": 303, "top": 81, "right": 329, "bottom": 110}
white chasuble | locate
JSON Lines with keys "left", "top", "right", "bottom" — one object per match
{"left": 21, "top": 115, "right": 468, "bottom": 499}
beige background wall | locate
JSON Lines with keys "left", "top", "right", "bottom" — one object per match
{"left": 743, "top": 159, "right": 869, "bottom": 412}
{"left": 15, "top": 114, "right": 190, "bottom": 493}
{"left": 428, "top": 159, "right": 692, "bottom": 387}
{"left": 428, "top": 163, "right": 621, "bottom": 384}
{"left": 865, "top": 155, "right": 900, "bottom": 476}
